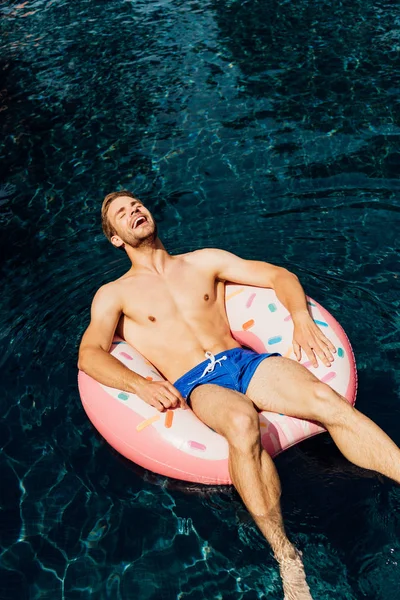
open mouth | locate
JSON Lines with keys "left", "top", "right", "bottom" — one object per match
{"left": 133, "top": 216, "right": 147, "bottom": 229}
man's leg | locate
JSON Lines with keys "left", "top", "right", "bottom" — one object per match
{"left": 246, "top": 356, "right": 400, "bottom": 483}
{"left": 190, "top": 384, "right": 312, "bottom": 600}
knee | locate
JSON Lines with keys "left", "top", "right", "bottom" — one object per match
{"left": 225, "top": 408, "right": 260, "bottom": 451}
{"left": 311, "top": 382, "right": 352, "bottom": 426}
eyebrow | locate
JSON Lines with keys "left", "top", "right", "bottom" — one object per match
{"left": 115, "top": 200, "right": 140, "bottom": 218}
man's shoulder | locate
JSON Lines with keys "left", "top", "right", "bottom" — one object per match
{"left": 92, "top": 279, "right": 123, "bottom": 307}
{"left": 95, "top": 268, "right": 135, "bottom": 293}
{"left": 186, "top": 247, "right": 236, "bottom": 271}
{"left": 183, "top": 247, "right": 224, "bottom": 264}
{"left": 96, "top": 278, "right": 121, "bottom": 293}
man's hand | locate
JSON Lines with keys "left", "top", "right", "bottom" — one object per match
{"left": 292, "top": 312, "right": 336, "bottom": 368}
{"left": 135, "top": 379, "right": 189, "bottom": 412}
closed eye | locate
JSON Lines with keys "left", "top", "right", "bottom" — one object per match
{"left": 115, "top": 200, "right": 141, "bottom": 220}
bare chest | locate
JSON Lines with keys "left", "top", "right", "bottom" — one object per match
{"left": 120, "top": 263, "right": 221, "bottom": 325}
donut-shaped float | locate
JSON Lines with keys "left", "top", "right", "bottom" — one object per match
{"left": 78, "top": 284, "right": 357, "bottom": 484}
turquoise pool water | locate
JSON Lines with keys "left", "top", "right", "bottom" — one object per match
{"left": 1, "top": 0, "right": 400, "bottom": 598}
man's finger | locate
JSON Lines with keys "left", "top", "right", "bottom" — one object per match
{"left": 165, "top": 388, "right": 187, "bottom": 410}
{"left": 293, "top": 341, "right": 301, "bottom": 361}
{"left": 304, "top": 345, "right": 318, "bottom": 368}
{"left": 151, "top": 398, "right": 165, "bottom": 412}
{"left": 308, "top": 337, "right": 330, "bottom": 367}
{"left": 158, "top": 385, "right": 179, "bottom": 405}
{"left": 158, "top": 394, "right": 173, "bottom": 409}
{"left": 166, "top": 391, "right": 180, "bottom": 406}
{"left": 321, "top": 342, "right": 334, "bottom": 363}
{"left": 180, "top": 397, "right": 189, "bottom": 410}
{"left": 317, "top": 331, "right": 336, "bottom": 353}
{"left": 325, "top": 337, "right": 336, "bottom": 353}
{"left": 165, "top": 382, "right": 185, "bottom": 403}
{"left": 313, "top": 344, "right": 330, "bottom": 367}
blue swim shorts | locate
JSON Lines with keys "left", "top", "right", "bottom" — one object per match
{"left": 173, "top": 347, "right": 280, "bottom": 403}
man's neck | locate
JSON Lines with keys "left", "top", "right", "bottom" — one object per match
{"left": 125, "top": 239, "right": 171, "bottom": 274}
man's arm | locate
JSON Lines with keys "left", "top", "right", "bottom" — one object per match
{"left": 78, "top": 284, "right": 143, "bottom": 389}
{"left": 78, "top": 285, "right": 187, "bottom": 411}
{"left": 199, "top": 248, "right": 336, "bottom": 367}
{"left": 200, "top": 248, "right": 308, "bottom": 317}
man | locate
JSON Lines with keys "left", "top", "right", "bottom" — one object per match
{"left": 78, "top": 190, "right": 400, "bottom": 600}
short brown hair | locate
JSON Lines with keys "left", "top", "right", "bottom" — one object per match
{"left": 101, "top": 190, "right": 137, "bottom": 242}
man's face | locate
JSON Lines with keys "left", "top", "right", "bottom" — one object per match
{"left": 108, "top": 196, "right": 157, "bottom": 249}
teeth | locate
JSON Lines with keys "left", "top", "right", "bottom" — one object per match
{"left": 134, "top": 217, "right": 146, "bottom": 228}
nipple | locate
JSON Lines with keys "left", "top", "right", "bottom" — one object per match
{"left": 148, "top": 316, "right": 156, "bottom": 322}
{"left": 204, "top": 294, "right": 209, "bottom": 301}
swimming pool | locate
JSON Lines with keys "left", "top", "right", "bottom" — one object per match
{"left": 1, "top": 0, "right": 400, "bottom": 597}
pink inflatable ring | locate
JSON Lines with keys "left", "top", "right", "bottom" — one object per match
{"left": 78, "top": 284, "right": 357, "bottom": 484}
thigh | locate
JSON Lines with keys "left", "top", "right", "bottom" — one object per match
{"left": 190, "top": 383, "right": 257, "bottom": 438}
{"left": 246, "top": 355, "right": 322, "bottom": 419}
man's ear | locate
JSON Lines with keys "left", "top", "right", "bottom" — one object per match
{"left": 111, "top": 235, "right": 124, "bottom": 249}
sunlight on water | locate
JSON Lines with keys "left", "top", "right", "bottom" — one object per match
{"left": 1, "top": 0, "right": 399, "bottom": 597}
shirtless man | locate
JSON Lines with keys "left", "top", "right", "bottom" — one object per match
{"left": 78, "top": 190, "right": 400, "bottom": 600}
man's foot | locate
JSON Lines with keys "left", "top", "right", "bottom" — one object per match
{"left": 277, "top": 548, "right": 313, "bottom": 600}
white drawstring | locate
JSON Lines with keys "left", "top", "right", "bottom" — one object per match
{"left": 200, "top": 351, "right": 227, "bottom": 378}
